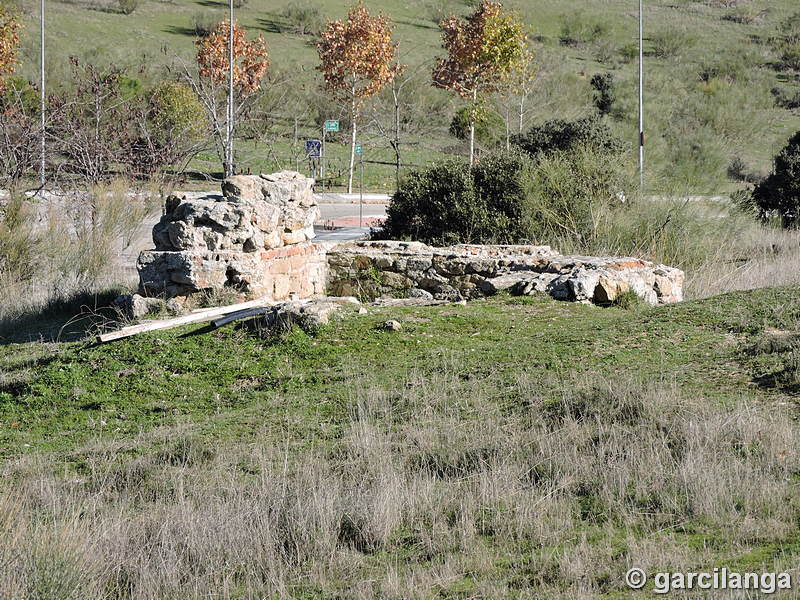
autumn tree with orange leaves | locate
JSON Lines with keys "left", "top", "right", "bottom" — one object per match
{"left": 0, "top": 7, "right": 21, "bottom": 94}
{"left": 433, "top": 0, "right": 526, "bottom": 166}
{"left": 194, "top": 20, "right": 269, "bottom": 176}
{"left": 317, "top": 2, "right": 403, "bottom": 193}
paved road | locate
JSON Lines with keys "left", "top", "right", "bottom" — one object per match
{"left": 317, "top": 202, "right": 387, "bottom": 225}
{"left": 313, "top": 226, "right": 372, "bottom": 242}
{"left": 315, "top": 192, "right": 391, "bottom": 204}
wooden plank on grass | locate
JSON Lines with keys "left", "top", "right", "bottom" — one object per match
{"left": 211, "top": 306, "right": 274, "bottom": 328}
{"left": 97, "top": 298, "right": 275, "bottom": 343}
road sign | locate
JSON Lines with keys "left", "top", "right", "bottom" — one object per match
{"left": 324, "top": 120, "right": 340, "bottom": 132}
{"left": 305, "top": 139, "right": 321, "bottom": 158}
{"left": 355, "top": 144, "right": 363, "bottom": 155}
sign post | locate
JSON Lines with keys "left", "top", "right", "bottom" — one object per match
{"left": 322, "top": 120, "right": 339, "bottom": 190}
{"left": 305, "top": 139, "right": 321, "bottom": 179}
{"left": 356, "top": 144, "right": 363, "bottom": 228}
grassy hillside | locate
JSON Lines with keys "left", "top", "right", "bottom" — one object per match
{"left": 1, "top": 288, "right": 799, "bottom": 597}
{"left": 9, "top": 0, "right": 800, "bottom": 192}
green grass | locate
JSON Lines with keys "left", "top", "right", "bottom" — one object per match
{"left": 0, "top": 286, "right": 796, "bottom": 456}
{"left": 1, "top": 287, "right": 799, "bottom": 597}
{"left": 10, "top": 0, "right": 800, "bottom": 192}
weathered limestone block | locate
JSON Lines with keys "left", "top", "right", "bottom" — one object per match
{"left": 326, "top": 241, "right": 684, "bottom": 306}
{"left": 138, "top": 172, "right": 326, "bottom": 301}
{"left": 152, "top": 172, "right": 319, "bottom": 254}
{"left": 138, "top": 242, "right": 327, "bottom": 300}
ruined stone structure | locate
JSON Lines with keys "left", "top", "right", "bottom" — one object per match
{"left": 137, "top": 171, "right": 327, "bottom": 300}
{"left": 327, "top": 241, "right": 683, "bottom": 305}
{"left": 135, "top": 173, "right": 684, "bottom": 308}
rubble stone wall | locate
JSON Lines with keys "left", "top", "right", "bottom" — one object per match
{"left": 135, "top": 172, "right": 685, "bottom": 307}
{"left": 326, "top": 241, "right": 684, "bottom": 305}
{"left": 137, "top": 171, "right": 327, "bottom": 299}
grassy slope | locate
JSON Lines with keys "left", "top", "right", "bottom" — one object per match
{"left": 3, "top": 287, "right": 797, "bottom": 454}
{"left": 12, "top": 0, "right": 800, "bottom": 192}
{"left": 1, "top": 288, "right": 799, "bottom": 596}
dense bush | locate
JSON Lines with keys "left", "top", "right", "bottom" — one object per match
{"left": 752, "top": 131, "right": 800, "bottom": 227}
{"left": 376, "top": 151, "right": 534, "bottom": 246}
{"left": 126, "top": 81, "right": 208, "bottom": 177}
{"left": 511, "top": 116, "right": 625, "bottom": 158}
{"left": 376, "top": 146, "right": 632, "bottom": 247}
{"left": 590, "top": 72, "right": 615, "bottom": 116}
{"left": 448, "top": 106, "right": 504, "bottom": 145}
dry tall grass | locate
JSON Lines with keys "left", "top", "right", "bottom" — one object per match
{"left": 557, "top": 198, "right": 800, "bottom": 299}
{"left": 1, "top": 370, "right": 796, "bottom": 599}
{"left": 0, "top": 181, "right": 160, "bottom": 331}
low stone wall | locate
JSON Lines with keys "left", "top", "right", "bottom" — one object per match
{"left": 135, "top": 172, "right": 684, "bottom": 307}
{"left": 326, "top": 241, "right": 684, "bottom": 305}
{"left": 137, "top": 172, "right": 326, "bottom": 299}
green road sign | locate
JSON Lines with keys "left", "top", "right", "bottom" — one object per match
{"left": 324, "top": 120, "right": 340, "bottom": 132}
{"left": 355, "top": 144, "right": 363, "bottom": 155}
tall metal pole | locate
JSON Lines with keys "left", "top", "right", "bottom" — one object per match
{"left": 638, "top": 0, "right": 644, "bottom": 190}
{"left": 40, "top": 0, "right": 45, "bottom": 189}
{"left": 227, "top": 0, "right": 234, "bottom": 178}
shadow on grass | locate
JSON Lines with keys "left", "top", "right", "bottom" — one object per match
{"left": 164, "top": 25, "right": 201, "bottom": 37}
{"left": 256, "top": 17, "right": 284, "bottom": 34}
{"left": 0, "top": 288, "right": 128, "bottom": 345}
{"left": 394, "top": 19, "right": 438, "bottom": 31}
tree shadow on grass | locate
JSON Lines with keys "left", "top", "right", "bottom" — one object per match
{"left": 164, "top": 25, "right": 201, "bottom": 37}
{"left": 0, "top": 289, "right": 127, "bottom": 345}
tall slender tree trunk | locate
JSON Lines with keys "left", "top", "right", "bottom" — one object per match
{"left": 469, "top": 89, "right": 477, "bottom": 167}
{"left": 348, "top": 92, "right": 357, "bottom": 194}
{"left": 505, "top": 103, "right": 510, "bottom": 151}
{"left": 394, "top": 90, "right": 401, "bottom": 186}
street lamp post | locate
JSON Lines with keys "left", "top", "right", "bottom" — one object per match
{"left": 40, "top": 0, "right": 45, "bottom": 189}
{"left": 638, "top": 0, "right": 644, "bottom": 190}
{"left": 227, "top": 0, "right": 234, "bottom": 178}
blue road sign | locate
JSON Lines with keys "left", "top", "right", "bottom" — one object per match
{"left": 305, "top": 139, "right": 322, "bottom": 158}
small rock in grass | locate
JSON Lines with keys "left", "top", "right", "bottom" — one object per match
{"left": 381, "top": 319, "right": 402, "bottom": 332}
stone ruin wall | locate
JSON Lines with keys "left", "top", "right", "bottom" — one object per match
{"left": 326, "top": 241, "right": 684, "bottom": 305}
{"left": 135, "top": 172, "right": 684, "bottom": 307}
{"left": 137, "top": 171, "right": 327, "bottom": 301}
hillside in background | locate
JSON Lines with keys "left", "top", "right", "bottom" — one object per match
{"left": 8, "top": 0, "right": 800, "bottom": 192}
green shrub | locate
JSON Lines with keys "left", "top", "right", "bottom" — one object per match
{"left": 192, "top": 12, "right": 220, "bottom": 37}
{"left": 376, "top": 151, "right": 535, "bottom": 246}
{"left": 125, "top": 82, "right": 208, "bottom": 176}
{"left": 523, "top": 147, "right": 631, "bottom": 245}
{"left": 618, "top": 42, "right": 637, "bottom": 63}
{"left": 448, "top": 106, "right": 504, "bottom": 145}
{"left": 376, "top": 146, "right": 631, "bottom": 247}
{"left": 752, "top": 131, "right": 800, "bottom": 227}
{"left": 590, "top": 72, "right": 615, "bottom": 116}
{"left": 771, "top": 85, "right": 800, "bottom": 109}
{"left": 280, "top": 1, "right": 323, "bottom": 35}
{"left": 558, "top": 12, "right": 609, "bottom": 47}
{"left": 0, "top": 76, "right": 38, "bottom": 114}
{"left": 511, "top": 116, "right": 625, "bottom": 158}
{"left": 651, "top": 27, "right": 696, "bottom": 58}
{"left": 117, "top": 0, "right": 140, "bottom": 15}
{"left": 779, "top": 41, "right": 800, "bottom": 71}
